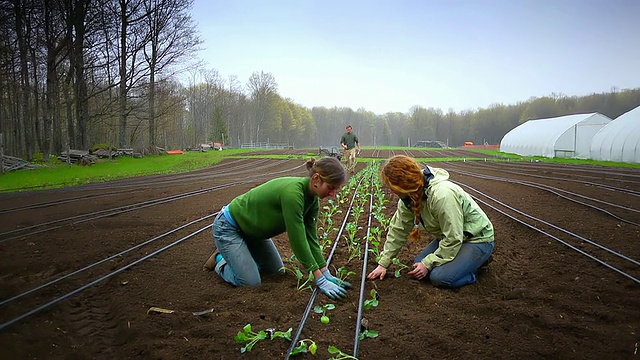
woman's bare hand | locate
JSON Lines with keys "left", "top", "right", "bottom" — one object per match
{"left": 367, "top": 265, "right": 387, "bottom": 280}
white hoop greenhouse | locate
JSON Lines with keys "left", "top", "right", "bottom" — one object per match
{"left": 589, "top": 106, "right": 640, "bottom": 164}
{"left": 500, "top": 113, "right": 612, "bottom": 159}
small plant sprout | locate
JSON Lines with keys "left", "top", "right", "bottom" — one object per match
{"left": 268, "top": 327, "right": 293, "bottom": 341}
{"left": 368, "top": 227, "right": 382, "bottom": 262}
{"left": 363, "top": 289, "right": 379, "bottom": 310}
{"left": 359, "top": 315, "right": 379, "bottom": 340}
{"left": 351, "top": 204, "right": 364, "bottom": 225}
{"left": 392, "top": 258, "right": 410, "bottom": 278}
{"left": 343, "top": 222, "right": 362, "bottom": 262}
{"left": 234, "top": 323, "right": 267, "bottom": 353}
{"left": 322, "top": 199, "right": 342, "bottom": 222}
{"left": 359, "top": 328, "right": 379, "bottom": 340}
{"left": 335, "top": 266, "right": 355, "bottom": 284}
{"left": 327, "top": 345, "right": 359, "bottom": 359}
{"left": 281, "top": 255, "right": 314, "bottom": 291}
{"left": 234, "top": 324, "right": 293, "bottom": 353}
{"left": 313, "top": 303, "right": 335, "bottom": 324}
{"left": 290, "top": 338, "right": 318, "bottom": 356}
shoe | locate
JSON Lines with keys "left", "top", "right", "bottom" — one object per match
{"left": 203, "top": 248, "right": 220, "bottom": 271}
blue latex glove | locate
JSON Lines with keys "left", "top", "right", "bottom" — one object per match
{"left": 315, "top": 276, "right": 347, "bottom": 300}
{"left": 322, "top": 269, "right": 353, "bottom": 289}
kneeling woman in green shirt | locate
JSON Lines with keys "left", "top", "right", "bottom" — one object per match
{"left": 204, "top": 157, "right": 351, "bottom": 299}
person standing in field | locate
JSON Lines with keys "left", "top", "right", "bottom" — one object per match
{"left": 204, "top": 157, "right": 352, "bottom": 300}
{"left": 340, "top": 125, "right": 361, "bottom": 174}
{"left": 367, "top": 155, "right": 494, "bottom": 288}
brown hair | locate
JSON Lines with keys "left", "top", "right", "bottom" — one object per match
{"left": 305, "top": 157, "right": 346, "bottom": 186}
{"left": 380, "top": 155, "right": 425, "bottom": 241}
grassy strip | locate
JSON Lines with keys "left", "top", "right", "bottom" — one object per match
{"left": 1, "top": 147, "right": 637, "bottom": 193}
{"left": 0, "top": 149, "right": 253, "bottom": 192}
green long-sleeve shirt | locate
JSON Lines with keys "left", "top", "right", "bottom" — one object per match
{"left": 227, "top": 177, "right": 326, "bottom": 272}
{"left": 378, "top": 166, "right": 494, "bottom": 270}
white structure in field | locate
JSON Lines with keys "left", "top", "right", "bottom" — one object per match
{"left": 589, "top": 106, "right": 640, "bottom": 164}
{"left": 500, "top": 113, "right": 612, "bottom": 159}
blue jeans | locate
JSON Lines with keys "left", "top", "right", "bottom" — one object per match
{"left": 414, "top": 239, "right": 494, "bottom": 288}
{"left": 212, "top": 210, "right": 285, "bottom": 286}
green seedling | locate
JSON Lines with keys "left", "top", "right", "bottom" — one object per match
{"left": 234, "top": 323, "right": 268, "bottom": 353}
{"left": 290, "top": 338, "right": 318, "bottom": 356}
{"left": 268, "top": 327, "right": 293, "bottom": 341}
{"left": 322, "top": 199, "right": 342, "bottom": 221}
{"left": 327, "top": 345, "right": 358, "bottom": 359}
{"left": 351, "top": 205, "right": 364, "bottom": 224}
{"left": 335, "top": 266, "right": 355, "bottom": 284}
{"left": 359, "top": 329, "right": 379, "bottom": 340}
{"left": 368, "top": 227, "right": 382, "bottom": 262}
{"left": 313, "top": 303, "right": 335, "bottom": 324}
{"left": 281, "top": 255, "right": 314, "bottom": 291}
{"left": 392, "top": 258, "right": 410, "bottom": 278}
{"left": 234, "top": 324, "right": 293, "bottom": 353}
{"left": 343, "top": 222, "right": 362, "bottom": 262}
{"left": 363, "top": 289, "right": 379, "bottom": 310}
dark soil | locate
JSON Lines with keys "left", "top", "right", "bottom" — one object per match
{"left": 0, "top": 151, "right": 638, "bottom": 360}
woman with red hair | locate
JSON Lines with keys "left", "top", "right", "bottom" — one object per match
{"left": 367, "top": 155, "right": 494, "bottom": 288}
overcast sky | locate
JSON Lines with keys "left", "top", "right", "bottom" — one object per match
{"left": 190, "top": 0, "right": 640, "bottom": 114}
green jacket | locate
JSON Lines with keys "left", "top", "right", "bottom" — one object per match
{"left": 378, "top": 166, "right": 494, "bottom": 270}
{"left": 227, "top": 177, "right": 326, "bottom": 272}
{"left": 340, "top": 132, "right": 359, "bottom": 150}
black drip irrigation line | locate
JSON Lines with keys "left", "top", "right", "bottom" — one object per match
{"left": 284, "top": 175, "right": 366, "bottom": 359}
{"left": 1, "top": 163, "right": 306, "bottom": 244}
{"left": 456, "top": 181, "right": 640, "bottom": 267}
{"left": 353, "top": 171, "right": 375, "bottom": 358}
{"left": 0, "top": 212, "right": 218, "bottom": 308}
{"left": 447, "top": 167, "right": 640, "bottom": 227}
{"left": 459, "top": 182, "right": 640, "bottom": 285}
{"left": 0, "top": 182, "right": 237, "bottom": 242}
{"left": 0, "top": 224, "right": 212, "bottom": 332}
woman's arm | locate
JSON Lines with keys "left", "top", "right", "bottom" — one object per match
{"left": 377, "top": 199, "right": 414, "bottom": 268}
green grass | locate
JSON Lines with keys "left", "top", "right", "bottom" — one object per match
{"left": 0, "top": 149, "right": 253, "bottom": 192}
{"left": 1, "top": 147, "right": 637, "bottom": 193}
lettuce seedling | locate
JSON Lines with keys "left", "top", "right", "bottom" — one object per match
{"left": 290, "top": 338, "right": 318, "bottom": 356}
{"left": 363, "top": 289, "right": 379, "bottom": 310}
{"left": 313, "top": 303, "right": 335, "bottom": 324}
{"left": 359, "top": 329, "right": 379, "bottom": 340}
{"left": 235, "top": 324, "right": 293, "bottom": 353}
{"left": 327, "top": 345, "right": 358, "bottom": 359}
{"left": 392, "top": 258, "right": 410, "bottom": 277}
{"left": 335, "top": 266, "right": 355, "bottom": 283}
{"left": 234, "top": 323, "right": 267, "bottom": 353}
{"left": 281, "top": 255, "right": 314, "bottom": 291}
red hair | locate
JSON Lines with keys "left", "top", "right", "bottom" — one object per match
{"left": 380, "top": 155, "right": 425, "bottom": 241}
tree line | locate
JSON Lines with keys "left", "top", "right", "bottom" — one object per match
{"left": 2, "top": 1, "right": 639, "bottom": 160}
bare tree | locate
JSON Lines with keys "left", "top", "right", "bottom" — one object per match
{"left": 113, "top": 0, "right": 150, "bottom": 148}
{"left": 142, "top": 0, "right": 200, "bottom": 146}
{"left": 43, "top": 0, "right": 69, "bottom": 159}
{"left": 246, "top": 71, "right": 277, "bottom": 143}
{"left": 13, "top": 0, "right": 34, "bottom": 159}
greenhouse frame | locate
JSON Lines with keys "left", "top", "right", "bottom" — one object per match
{"left": 500, "top": 113, "right": 612, "bottom": 159}
{"left": 589, "top": 106, "right": 640, "bottom": 164}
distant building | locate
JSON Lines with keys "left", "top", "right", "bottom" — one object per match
{"left": 589, "top": 106, "right": 640, "bottom": 164}
{"left": 500, "top": 113, "right": 612, "bottom": 159}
